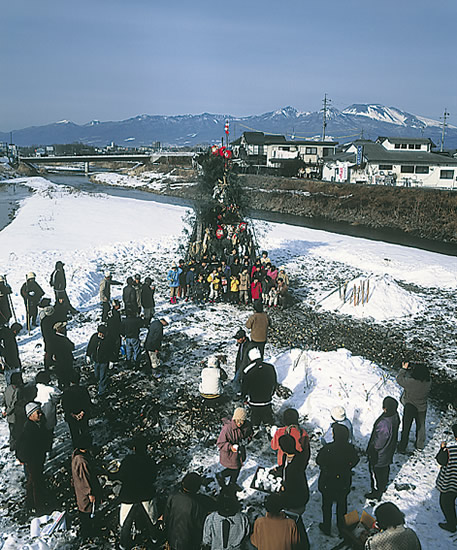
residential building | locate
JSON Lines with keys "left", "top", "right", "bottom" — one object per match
{"left": 322, "top": 138, "right": 457, "bottom": 189}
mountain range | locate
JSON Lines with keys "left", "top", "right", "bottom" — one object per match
{"left": 2, "top": 104, "right": 456, "bottom": 149}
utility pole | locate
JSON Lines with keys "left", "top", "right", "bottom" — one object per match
{"left": 440, "top": 108, "right": 450, "bottom": 152}
{"left": 322, "top": 94, "right": 331, "bottom": 141}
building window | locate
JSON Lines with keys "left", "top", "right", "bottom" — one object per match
{"left": 440, "top": 169, "right": 454, "bottom": 179}
{"left": 401, "top": 144, "right": 407, "bottom": 149}
{"left": 306, "top": 147, "right": 317, "bottom": 155}
{"left": 280, "top": 146, "right": 290, "bottom": 151}
{"left": 379, "top": 165, "right": 393, "bottom": 171}
{"left": 415, "top": 166, "right": 429, "bottom": 174}
{"left": 400, "top": 165, "right": 414, "bottom": 173}
{"left": 408, "top": 144, "right": 415, "bottom": 149}
{"left": 415, "top": 144, "right": 421, "bottom": 150}
{"left": 394, "top": 144, "right": 401, "bottom": 149}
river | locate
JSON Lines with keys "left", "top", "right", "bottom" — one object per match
{"left": 1, "top": 174, "right": 457, "bottom": 257}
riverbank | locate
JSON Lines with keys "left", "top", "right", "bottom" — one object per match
{"left": 89, "top": 166, "right": 457, "bottom": 249}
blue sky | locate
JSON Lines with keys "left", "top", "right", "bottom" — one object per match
{"left": 1, "top": 0, "right": 456, "bottom": 130}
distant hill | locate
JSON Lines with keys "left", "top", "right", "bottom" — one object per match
{"left": 2, "top": 104, "right": 456, "bottom": 149}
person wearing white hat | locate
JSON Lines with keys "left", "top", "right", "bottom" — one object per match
{"left": 20, "top": 272, "right": 44, "bottom": 330}
{"left": 321, "top": 406, "right": 354, "bottom": 445}
{"left": 16, "top": 402, "right": 48, "bottom": 512}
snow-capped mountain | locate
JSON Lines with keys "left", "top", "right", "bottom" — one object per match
{"left": 1, "top": 104, "right": 456, "bottom": 148}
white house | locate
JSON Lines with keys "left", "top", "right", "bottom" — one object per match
{"left": 323, "top": 138, "right": 457, "bottom": 189}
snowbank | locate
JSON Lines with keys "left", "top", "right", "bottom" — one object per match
{"left": 317, "top": 274, "right": 424, "bottom": 321}
{"left": 93, "top": 171, "right": 196, "bottom": 192}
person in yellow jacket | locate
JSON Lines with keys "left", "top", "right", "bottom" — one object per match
{"left": 230, "top": 275, "right": 240, "bottom": 304}
{"left": 207, "top": 270, "right": 221, "bottom": 303}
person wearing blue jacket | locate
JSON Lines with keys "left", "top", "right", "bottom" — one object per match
{"left": 167, "top": 263, "right": 182, "bottom": 304}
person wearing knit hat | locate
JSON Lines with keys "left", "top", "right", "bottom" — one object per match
{"left": 199, "top": 355, "right": 227, "bottom": 402}
{"left": 321, "top": 406, "right": 354, "bottom": 446}
{"left": 20, "top": 272, "right": 45, "bottom": 330}
{"left": 365, "top": 396, "right": 400, "bottom": 501}
{"left": 216, "top": 408, "right": 253, "bottom": 490}
{"left": 16, "top": 401, "right": 48, "bottom": 512}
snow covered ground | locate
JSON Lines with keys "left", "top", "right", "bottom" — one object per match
{"left": 93, "top": 170, "right": 197, "bottom": 193}
{"left": 0, "top": 177, "right": 456, "bottom": 549}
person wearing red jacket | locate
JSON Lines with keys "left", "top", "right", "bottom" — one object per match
{"left": 271, "top": 408, "right": 310, "bottom": 467}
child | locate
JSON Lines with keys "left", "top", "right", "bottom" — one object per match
{"left": 230, "top": 275, "right": 240, "bottom": 304}
{"left": 207, "top": 270, "right": 221, "bottom": 303}
{"left": 239, "top": 268, "right": 250, "bottom": 306}
{"left": 194, "top": 273, "right": 206, "bottom": 305}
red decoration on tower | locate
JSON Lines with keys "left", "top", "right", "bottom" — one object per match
{"left": 225, "top": 120, "right": 229, "bottom": 135}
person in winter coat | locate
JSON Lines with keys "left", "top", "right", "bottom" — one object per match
{"left": 245, "top": 301, "right": 269, "bottom": 359}
{"left": 167, "top": 263, "right": 182, "bottom": 304}
{"left": 202, "top": 488, "right": 250, "bottom": 550}
{"left": 397, "top": 361, "right": 431, "bottom": 453}
{"left": 106, "top": 300, "right": 122, "bottom": 363}
{"left": 250, "top": 276, "right": 262, "bottom": 304}
{"left": 230, "top": 275, "right": 240, "bottom": 304}
{"left": 321, "top": 406, "right": 354, "bottom": 445}
{"left": 316, "top": 424, "right": 359, "bottom": 536}
{"left": 164, "top": 472, "right": 215, "bottom": 550}
{"left": 111, "top": 435, "right": 158, "bottom": 549}
{"left": 275, "top": 434, "right": 309, "bottom": 513}
{"left": 51, "top": 322, "right": 75, "bottom": 389}
{"left": 133, "top": 273, "right": 142, "bottom": 310}
{"left": 241, "top": 347, "right": 277, "bottom": 426}
{"left": 86, "top": 324, "right": 112, "bottom": 396}
{"left": 239, "top": 268, "right": 250, "bottom": 305}
{"left": 271, "top": 408, "right": 310, "bottom": 467}
{"left": 49, "top": 260, "right": 78, "bottom": 314}
{"left": 364, "top": 502, "right": 422, "bottom": 550}
{"left": 0, "top": 275, "right": 13, "bottom": 325}
{"left": 194, "top": 273, "right": 207, "bottom": 305}
{"left": 366, "top": 396, "right": 400, "bottom": 500}
{"left": 141, "top": 277, "right": 155, "bottom": 323}
{"left": 99, "top": 271, "right": 122, "bottom": 322}
{"left": 0, "top": 322, "right": 22, "bottom": 385}
{"left": 123, "top": 277, "right": 139, "bottom": 317}
{"left": 35, "top": 370, "right": 62, "bottom": 452}
{"left": 178, "top": 260, "right": 187, "bottom": 299}
{"left": 207, "top": 270, "right": 221, "bottom": 303}
{"left": 435, "top": 423, "right": 457, "bottom": 533}
{"left": 199, "top": 355, "right": 227, "bottom": 401}
{"left": 20, "top": 272, "right": 45, "bottom": 329}
{"left": 40, "top": 305, "right": 57, "bottom": 369}
{"left": 2, "top": 371, "right": 24, "bottom": 451}
{"left": 120, "top": 314, "right": 144, "bottom": 369}
{"left": 71, "top": 434, "right": 102, "bottom": 540}
{"left": 144, "top": 318, "right": 168, "bottom": 371}
{"left": 216, "top": 408, "right": 253, "bottom": 488}
{"left": 232, "top": 329, "right": 250, "bottom": 393}
{"left": 16, "top": 402, "right": 48, "bottom": 512}
{"left": 186, "top": 265, "right": 197, "bottom": 302}
{"left": 62, "top": 371, "right": 92, "bottom": 448}
{"left": 251, "top": 493, "right": 299, "bottom": 550}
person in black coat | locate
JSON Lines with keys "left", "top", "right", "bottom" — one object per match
{"left": 40, "top": 306, "right": 57, "bottom": 369}
{"left": 61, "top": 371, "right": 92, "bottom": 448}
{"left": 120, "top": 314, "right": 144, "bottom": 369}
{"left": 164, "top": 473, "right": 215, "bottom": 550}
{"left": 276, "top": 434, "right": 310, "bottom": 513}
{"left": 0, "top": 322, "right": 22, "bottom": 385}
{"left": 123, "top": 277, "right": 139, "bottom": 317}
{"left": 366, "top": 396, "right": 400, "bottom": 500}
{"left": 141, "top": 278, "right": 155, "bottom": 324}
{"left": 20, "top": 272, "right": 44, "bottom": 329}
{"left": 106, "top": 300, "right": 122, "bottom": 363}
{"left": 49, "top": 260, "right": 78, "bottom": 314}
{"left": 16, "top": 402, "right": 48, "bottom": 512}
{"left": 111, "top": 435, "right": 158, "bottom": 549}
{"left": 86, "top": 325, "right": 112, "bottom": 397}
{"left": 241, "top": 347, "right": 277, "bottom": 426}
{"left": 51, "top": 322, "right": 75, "bottom": 389}
{"left": 0, "top": 275, "right": 13, "bottom": 325}
{"left": 316, "top": 424, "right": 360, "bottom": 536}
{"left": 232, "top": 329, "right": 250, "bottom": 394}
{"left": 144, "top": 318, "right": 168, "bottom": 371}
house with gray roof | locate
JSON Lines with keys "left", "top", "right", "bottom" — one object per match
{"left": 322, "top": 137, "right": 457, "bottom": 189}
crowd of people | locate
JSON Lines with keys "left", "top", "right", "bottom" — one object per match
{"left": 166, "top": 250, "right": 292, "bottom": 308}
{"left": 0, "top": 254, "right": 456, "bottom": 550}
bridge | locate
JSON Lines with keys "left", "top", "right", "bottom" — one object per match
{"left": 19, "top": 152, "right": 196, "bottom": 174}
